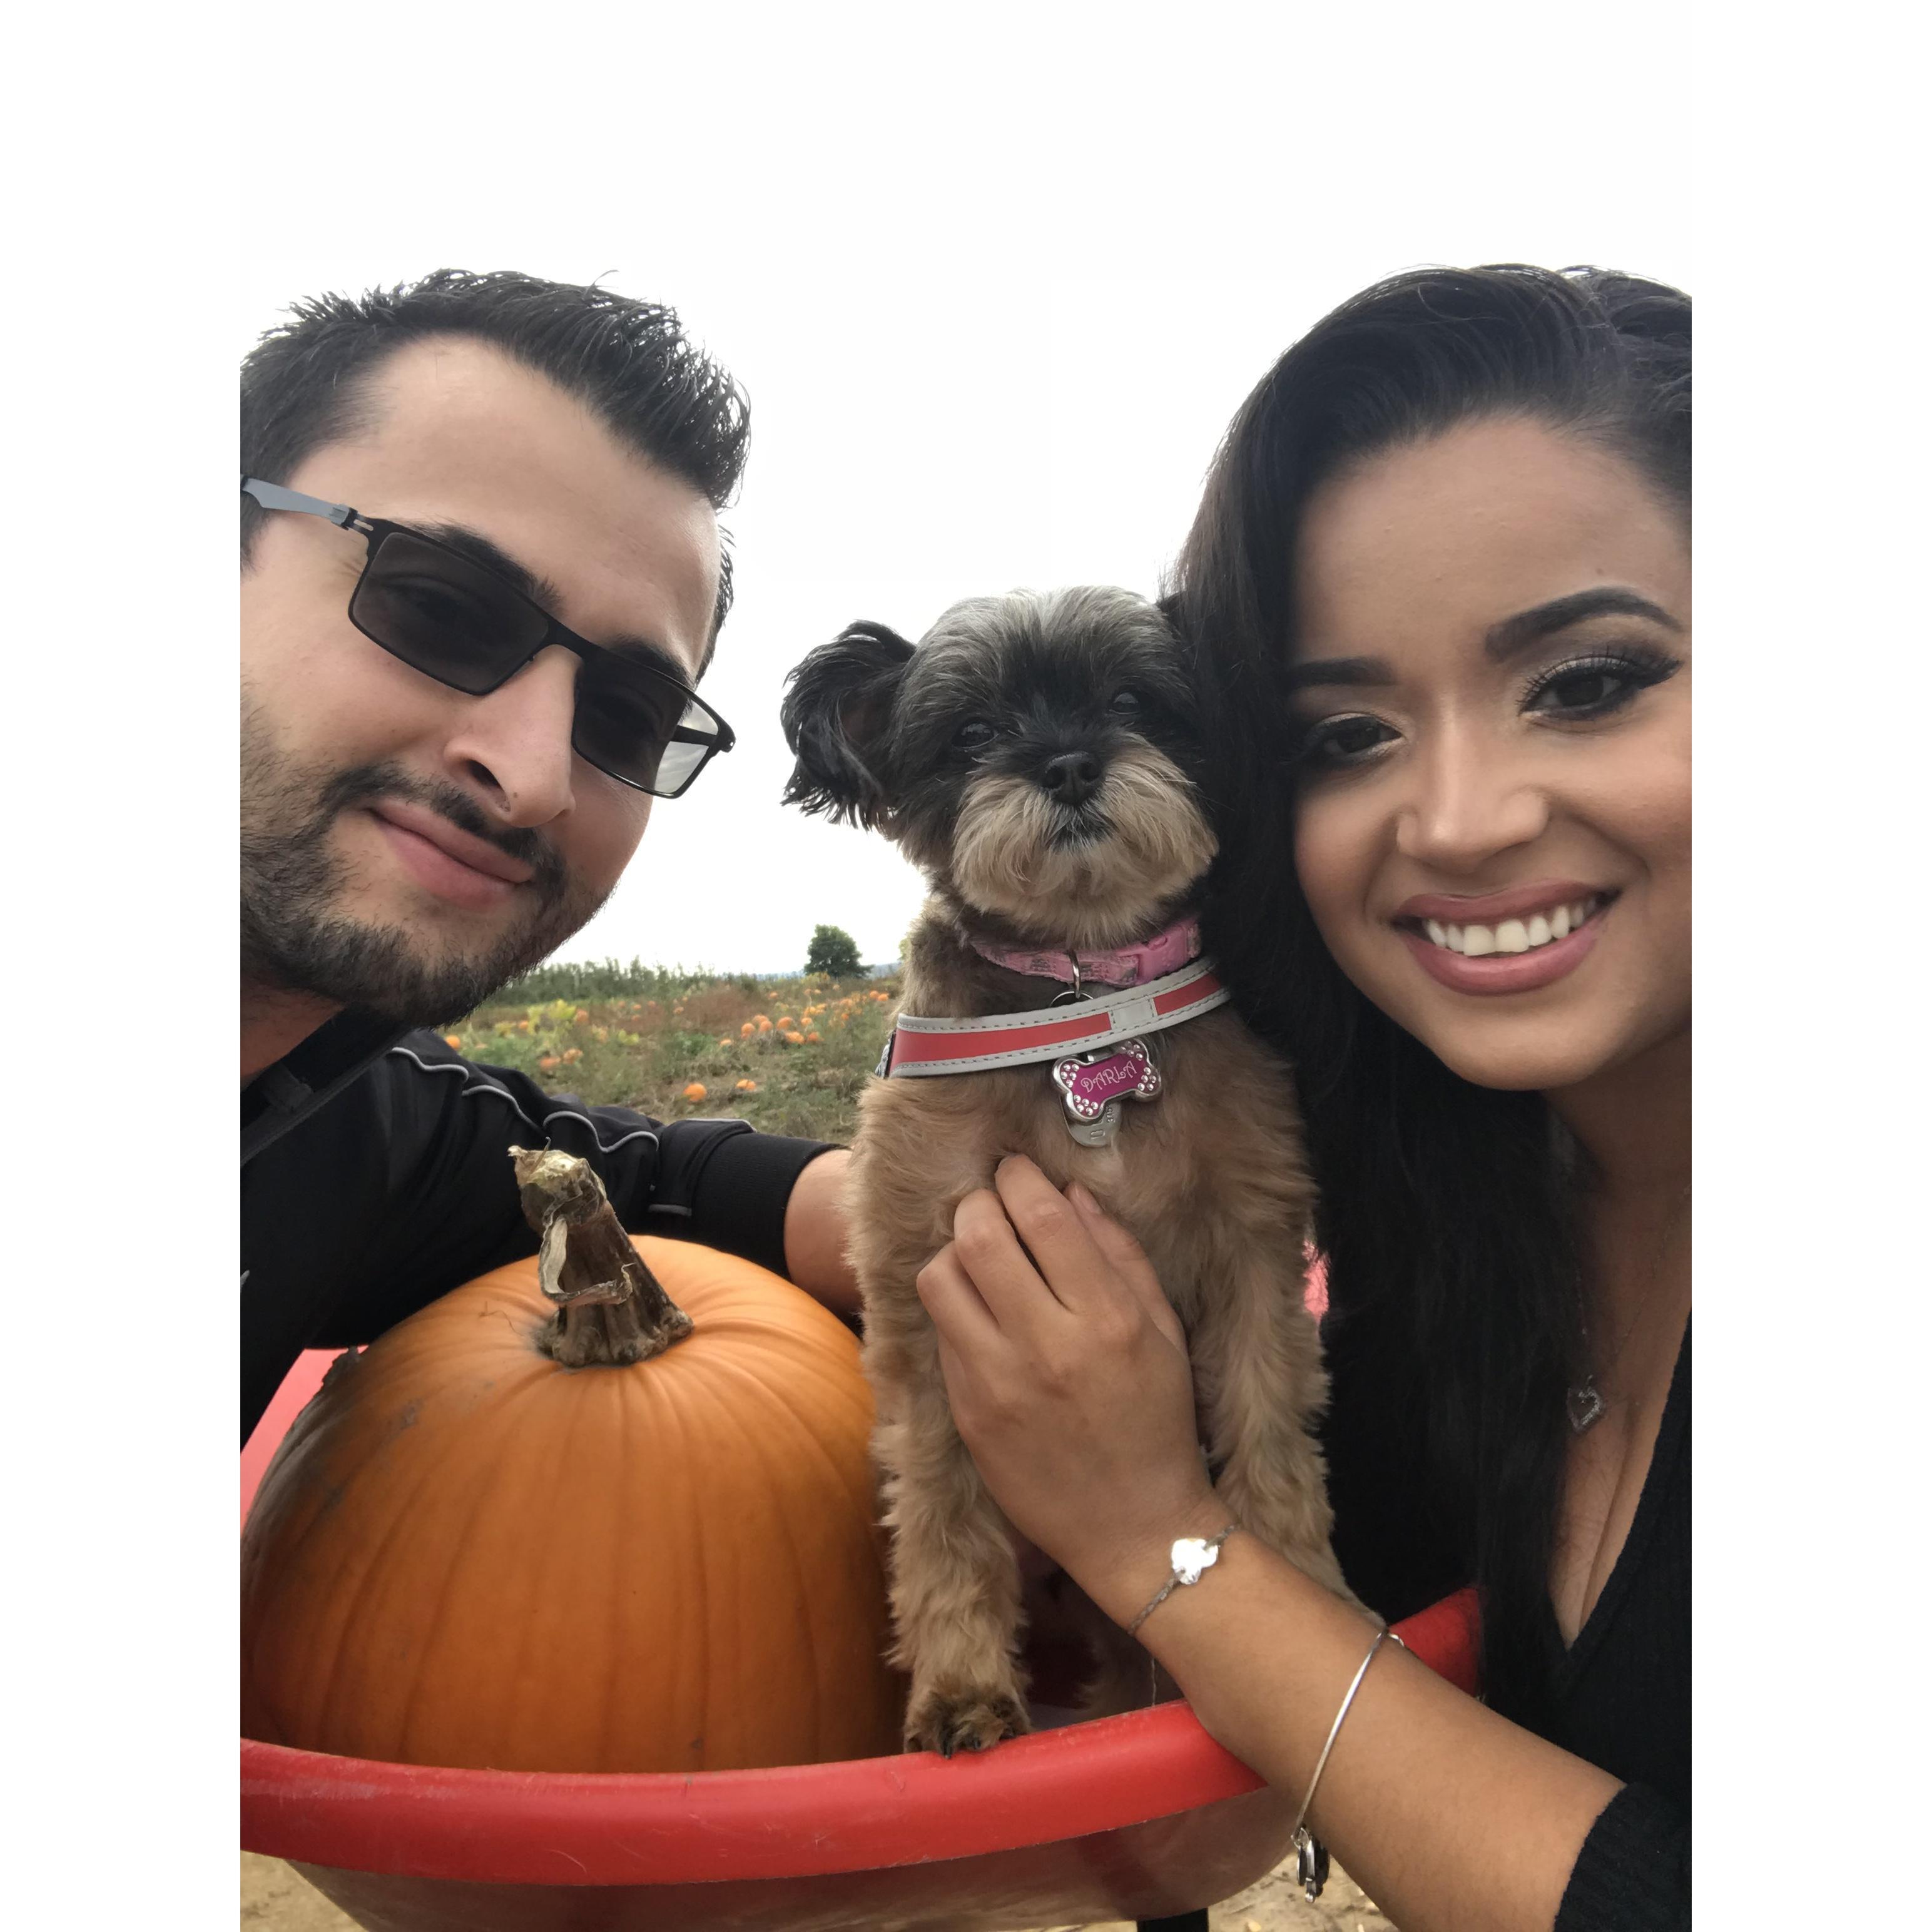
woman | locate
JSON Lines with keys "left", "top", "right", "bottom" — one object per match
{"left": 913, "top": 265, "right": 1689, "bottom": 1931}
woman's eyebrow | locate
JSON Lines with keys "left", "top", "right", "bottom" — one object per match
{"left": 1284, "top": 655, "right": 1395, "bottom": 692}
{"left": 1484, "top": 587, "right": 1684, "bottom": 660}
{"left": 1286, "top": 587, "right": 1684, "bottom": 693}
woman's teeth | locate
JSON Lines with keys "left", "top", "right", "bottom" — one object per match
{"left": 1421, "top": 898, "right": 1600, "bottom": 957}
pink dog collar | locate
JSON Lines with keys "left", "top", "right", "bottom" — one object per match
{"left": 968, "top": 912, "right": 1202, "bottom": 988}
{"left": 882, "top": 960, "right": 1229, "bottom": 1077}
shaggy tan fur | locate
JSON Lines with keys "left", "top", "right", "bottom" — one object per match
{"left": 852, "top": 899, "right": 1355, "bottom": 1756}
{"left": 948, "top": 744, "right": 1219, "bottom": 950}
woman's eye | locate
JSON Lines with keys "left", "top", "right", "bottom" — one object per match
{"left": 1523, "top": 650, "right": 1679, "bottom": 720}
{"left": 1108, "top": 689, "right": 1142, "bottom": 715}
{"left": 952, "top": 719, "right": 995, "bottom": 750}
{"left": 1294, "top": 714, "right": 1398, "bottom": 770}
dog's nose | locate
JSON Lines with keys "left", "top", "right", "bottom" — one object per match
{"left": 1042, "top": 750, "right": 1104, "bottom": 805}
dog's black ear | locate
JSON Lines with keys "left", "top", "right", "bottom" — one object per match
{"left": 780, "top": 620, "right": 917, "bottom": 828}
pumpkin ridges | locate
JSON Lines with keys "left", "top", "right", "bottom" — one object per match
{"left": 749, "top": 1391, "right": 833, "bottom": 1756}
{"left": 662, "top": 1360, "right": 712, "bottom": 1768}
{"left": 645, "top": 1331, "right": 885, "bottom": 1766}
{"left": 698, "top": 1351, "right": 805, "bottom": 1766}
{"left": 395, "top": 1364, "right": 572, "bottom": 1767}
{"left": 291, "top": 1319, "right": 555, "bottom": 1756}
{"left": 698, "top": 1350, "right": 827, "bottom": 1763}
{"left": 599, "top": 1358, "right": 644, "bottom": 1770}
{"left": 671, "top": 1348, "right": 880, "bottom": 1758}
{"left": 490, "top": 1363, "right": 603, "bottom": 1771}
{"left": 319, "top": 1362, "right": 557, "bottom": 1761}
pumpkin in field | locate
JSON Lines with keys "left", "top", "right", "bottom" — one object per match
{"left": 240, "top": 1150, "right": 903, "bottom": 1774}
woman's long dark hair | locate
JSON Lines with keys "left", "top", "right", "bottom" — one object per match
{"left": 1172, "top": 265, "right": 1690, "bottom": 1716}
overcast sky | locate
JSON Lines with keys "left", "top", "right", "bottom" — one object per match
{"left": 240, "top": 10, "right": 1691, "bottom": 976}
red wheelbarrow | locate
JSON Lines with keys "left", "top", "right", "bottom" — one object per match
{"left": 243, "top": 1349, "right": 1479, "bottom": 1932}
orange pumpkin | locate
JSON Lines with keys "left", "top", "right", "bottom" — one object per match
{"left": 241, "top": 1167, "right": 902, "bottom": 1775}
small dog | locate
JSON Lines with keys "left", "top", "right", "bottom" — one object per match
{"left": 782, "top": 586, "right": 1351, "bottom": 1756}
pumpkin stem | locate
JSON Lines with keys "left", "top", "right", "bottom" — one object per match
{"left": 508, "top": 1147, "right": 694, "bottom": 1368}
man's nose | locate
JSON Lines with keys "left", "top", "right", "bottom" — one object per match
{"left": 439, "top": 646, "right": 581, "bottom": 828}
{"left": 1393, "top": 726, "right": 1550, "bottom": 872}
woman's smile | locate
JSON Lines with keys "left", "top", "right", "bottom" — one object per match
{"left": 1395, "top": 885, "right": 1616, "bottom": 995}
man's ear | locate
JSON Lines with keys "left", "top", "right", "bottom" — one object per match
{"left": 780, "top": 620, "right": 917, "bottom": 829}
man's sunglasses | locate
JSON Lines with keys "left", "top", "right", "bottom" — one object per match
{"left": 242, "top": 477, "right": 734, "bottom": 798}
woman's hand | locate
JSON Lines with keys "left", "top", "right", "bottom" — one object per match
{"left": 920, "top": 1154, "right": 1631, "bottom": 1932}
{"left": 915, "top": 1154, "right": 1223, "bottom": 1622}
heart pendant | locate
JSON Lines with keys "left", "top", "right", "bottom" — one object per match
{"left": 1567, "top": 1378, "right": 1606, "bottom": 1434}
{"left": 1169, "top": 1536, "right": 1220, "bottom": 1586}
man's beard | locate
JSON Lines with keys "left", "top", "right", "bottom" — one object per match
{"left": 241, "top": 705, "right": 611, "bottom": 1030}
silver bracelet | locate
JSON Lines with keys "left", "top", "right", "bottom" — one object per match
{"left": 1126, "top": 1523, "right": 1239, "bottom": 1636}
{"left": 1291, "top": 1623, "right": 1407, "bottom": 1903}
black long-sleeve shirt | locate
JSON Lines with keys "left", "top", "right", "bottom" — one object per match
{"left": 1323, "top": 1320, "right": 1690, "bottom": 1929}
{"left": 242, "top": 1010, "right": 833, "bottom": 1443}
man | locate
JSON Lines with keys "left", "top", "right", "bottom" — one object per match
{"left": 242, "top": 270, "right": 854, "bottom": 1442}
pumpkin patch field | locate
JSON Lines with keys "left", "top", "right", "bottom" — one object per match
{"left": 442, "top": 966, "right": 902, "bottom": 1142}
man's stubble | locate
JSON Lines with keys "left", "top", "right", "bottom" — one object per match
{"left": 240, "top": 696, "right": 613, "bottom": 1029}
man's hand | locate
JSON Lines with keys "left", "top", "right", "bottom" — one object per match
{"left": 783, "top": 1149, "right": 862, "bottom": 1318}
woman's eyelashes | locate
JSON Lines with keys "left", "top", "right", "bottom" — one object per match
{"left": 1291, "top": 643, "right": 1684, "bottom": 773}
{"left": 1519, "top": 643, "right": 1682, "bottom": 721}
{"left": 1291, "top": 713, "right": 1398, "bottom": 772}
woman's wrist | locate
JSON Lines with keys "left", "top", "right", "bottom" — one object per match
{"left": 1071, "top": 1487, "right": 1235, "bottom": 1631}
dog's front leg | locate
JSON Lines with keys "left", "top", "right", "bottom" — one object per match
{"left": 868, "top": 1314, "right": 1031, "bottom": 1756}
{"left": 1191, "top": 1230, "right": 1358, "bottom": 1605}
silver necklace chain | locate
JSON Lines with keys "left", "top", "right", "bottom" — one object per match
{"left": 1568, "top": 1185, "right": 1690, "bottom": 1435}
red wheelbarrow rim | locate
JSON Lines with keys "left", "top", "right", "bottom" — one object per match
{"left": 243, "top": 1585, "right": 1481, "bottom": 1888}
{"left": 242, "top": 1698, "right": 1264, "bottom": 1886}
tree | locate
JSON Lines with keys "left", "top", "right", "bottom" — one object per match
{"left": 806, "top": 923, "right": 863, "bottom": 979}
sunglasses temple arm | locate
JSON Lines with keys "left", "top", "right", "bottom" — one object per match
{"left": 241, "top": 476, "right": 358, "bottom": 526}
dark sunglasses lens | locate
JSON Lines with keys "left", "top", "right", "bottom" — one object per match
{"left": 352, "top": 531, "right": 547, "bottom": 693}
{"left": 574, "top": 665, "right": 723, "bottom": 795}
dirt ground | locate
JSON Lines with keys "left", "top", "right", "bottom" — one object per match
{"left": 242, "top": 1848, "right": 1397, "bottom": 1930}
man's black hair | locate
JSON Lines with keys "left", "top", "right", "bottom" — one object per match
{"left": 240, "top": 269, "right": 751, "bottom": 636}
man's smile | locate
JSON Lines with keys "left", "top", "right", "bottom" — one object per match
{"left": 365, "top": 800, "right": 534, "bottom": 912}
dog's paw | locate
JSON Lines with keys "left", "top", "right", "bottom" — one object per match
{"left": 904, "top": 1685, "right": 1030, "bottom": 1757}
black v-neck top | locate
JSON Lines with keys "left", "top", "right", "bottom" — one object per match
{"left": 1323, "top": 1322, "right": 1690, "bottom": 1929}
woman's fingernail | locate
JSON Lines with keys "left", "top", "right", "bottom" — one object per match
{"left": 1068, "top": 1183, "right": 1097, "bottom": 1213}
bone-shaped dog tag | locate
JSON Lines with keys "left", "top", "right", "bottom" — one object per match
{"left": 1052, "top": 1037, "right": 1162, "bottom": 1144}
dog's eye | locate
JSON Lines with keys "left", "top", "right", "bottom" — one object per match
{"left": 1108, "top": 689, "right": 1143, "bottom": 716}
{"left": 952, "top": 720, "right": 995, "bottom": 750}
